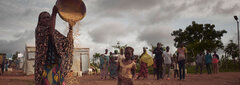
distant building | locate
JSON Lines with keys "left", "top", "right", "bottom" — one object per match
{"left": 23, "top": 45, "right": 35, "bottom": 75}
{"left": 72, "top": 48, "right": 90, "bottom": 76}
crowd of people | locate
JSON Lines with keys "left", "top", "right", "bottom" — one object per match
{"left": 195, "top": 51, "right": 219, "bottom": 74}
{"left": 0, "top": 56, "right": 22, "bottom": 75}
{"left": 99, "top": 43, "right": 220, "bottom": 85}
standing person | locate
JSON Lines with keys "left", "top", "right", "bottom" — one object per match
{"left": 205, "top": 51, "right": 212, "bottom": 74}
{"left": 16, "top": 58, "right": 20, "bottom": 70}
{"left": 163, "top": 46, "right": 172, "bottom": 80}
{"left": 212, "top": 51, "right": 219, "bottom": 74}
{"left": 1, "top": 56, "right": 5, "bottom": 75}
{"left": 173, "top": 57, "right": 179, "bottom": 80}
{"left": 177, "top": 43, "right": 187, "bottom": 80}
{"left": 153, "top": 43, "right": 164, "bottom": 80}
{"left": 0, "top": 55, "right": 2, "bottom": 75}
{"left": 109, "top": 50, "right": 118, "bottom": 79}
{"left": 137, "top": 48, "right": 148, "bottom": 79}
{"left": 110, "top": 52, "right": 113, "bottom": 58}
{"left": 195, "top": 53, "right": 204, "bottom": 74}
{"left": 5, "top": 59, "right": 8, "bottom": 72}
{"left": 118, "top": 47, "right": 136, "bottom": 85}
{"left": 100, "top": 49, "right": 109, "bottom": 79}
{"left": 153, "top": 59, "right": 157, "bottom": 79}
{"left": 118, "top": 48, "right": 125, "bottom": 60}
{"left": 35, "top": 6, "right": 74, "bottom": 85}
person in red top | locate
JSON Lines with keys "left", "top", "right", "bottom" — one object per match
{"left": 212, "top": 51, "right": 219, "bottom": 74}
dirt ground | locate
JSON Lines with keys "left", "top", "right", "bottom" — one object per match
{"left": 0, "top": 70, "right": 239, "bottom": 85}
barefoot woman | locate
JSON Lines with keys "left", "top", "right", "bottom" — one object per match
{"left": 35, "top": 6, "right": 73, "bottom": 85}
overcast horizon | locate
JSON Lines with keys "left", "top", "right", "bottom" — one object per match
{"left": 0, "top": 0, "right": 240, "bottom": 58}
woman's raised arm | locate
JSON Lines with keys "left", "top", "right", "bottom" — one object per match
{"left": 50, "top": 6, "right": 58, "bottom": 43}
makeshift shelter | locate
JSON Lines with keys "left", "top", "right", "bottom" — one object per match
{"left": 23, "top": 45, "right": 35, "bottom": 75}
{"left": 71, "top": 48, "right": 90, "bottom": 76}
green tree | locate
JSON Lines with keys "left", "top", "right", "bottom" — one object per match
{"left": 224, "top": 40, "right": 239, "bottom": 62}
{"left": 149, "top": 43, "right": 165, "bottom": 57}
{"left": 12, "top": 51, "right": 20, "bottom": 61}
{"left": 148, "top": 45, "right": 156, "bottom": 54}
{"left": 112, "top": 41, "right": 128, "bottom": 53}
{"left": 171, "top": 21, "right": 227, "bottom": 62}
{"left": 91, "top": 52, "right": 101, "bottom": 69}
{"left": 92, "top": 53, "right": 101, "bottom": 63}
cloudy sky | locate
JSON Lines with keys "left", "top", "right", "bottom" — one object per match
{"left": 0, "top": 0, "right": 240, "bottom": 57}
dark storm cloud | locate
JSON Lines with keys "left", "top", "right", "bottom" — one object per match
{"left": 95, "top": 0, "right": 161, "bottom": 11}
{"left": 0, "top": 0, "right": 54, "bottom": 31}
{"left": 0, "top": 0, "right": 240, "bottom": 55}
{"left": 212, "top": 1, "right": 240, "bottom": 15}
{"left": 0, "top": 30, "right": 34, "bottom": 53}
{"left": 92, "top": 0, "right": 165, "bottom": 19}
{"left": 140, "top": 2, "right": 188, "bottom": 25}
{"left": 0, "top": 0, "right": 39, "bottom": 30}
{"left": 137, "top": 0, "right": 240, "bottom": 46}
{"left": 88, "top": 0, "right": 240, "bottom": 46}
{"left": 88, "top": 22, "right": 137, "bottom": 43}
{"left": 0, "top": 0, "right": 54, "bottom": 53}
{"left": 93, "top": 0, "right": 240, "bottom": 25}
{"left": 138, "top": 27, "right": 174, "bottom": 46}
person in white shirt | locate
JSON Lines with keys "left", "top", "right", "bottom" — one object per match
{"left": 195, "top": 53, "right": 204, "bottom": 74}
{"left": 118, "top": 48, "right": 125, "bottom": 61}
{"left": 163, "top": 46, "right": 172, "bottom": 80}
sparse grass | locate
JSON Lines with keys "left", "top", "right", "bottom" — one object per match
{"left": 186, "top": 65, "right": 208, "bottom": 74}
{"left": 187, "top": 62, "right": 240, "bottom": 74}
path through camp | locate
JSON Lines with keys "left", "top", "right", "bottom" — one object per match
{"left": 0, "top": 70, "right": 239, "bottom": 85}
